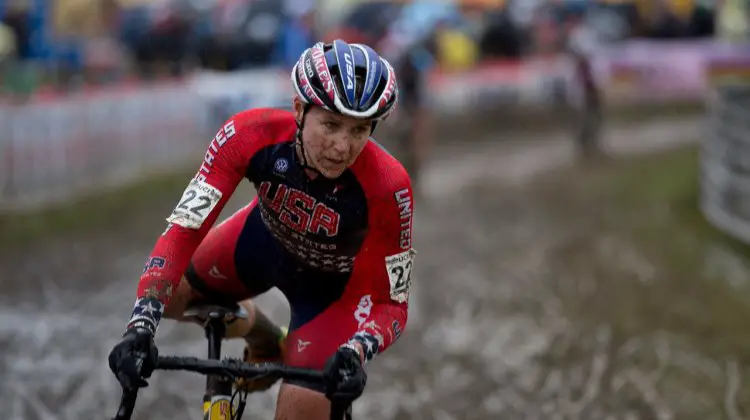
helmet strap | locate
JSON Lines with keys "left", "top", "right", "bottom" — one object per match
{"left": 295, "top": 103, "right": 323, "bottom": 177}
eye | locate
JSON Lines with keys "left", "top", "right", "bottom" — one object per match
{"left": 324, "top": 121, "right": 339, "bottom": 130}
{"left": 353, "top": 126, "right": 369, "bottom": 136}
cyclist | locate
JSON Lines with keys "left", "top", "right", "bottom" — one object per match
{"left": 384, "top": 40, "right": 431, "bottom": 187}
{"left": 376, "top": 6, "right": 440, "bottom": 188}
{"left": 108, "top": 39, "right": 414, "bottom": 419}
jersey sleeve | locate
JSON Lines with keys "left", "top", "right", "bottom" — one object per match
{"left": 127, "top": 110, "right": 274, "bottom": 335}
{"left": 347, "top": 164, "right": 415, "bottom": 364}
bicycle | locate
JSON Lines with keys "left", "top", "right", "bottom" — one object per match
{"left": 111, "top": 303, "right": 353, "bottom": 420}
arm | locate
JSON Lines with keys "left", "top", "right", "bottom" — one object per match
{"left": 127, "top": 112, "right": 268, "bottom": 335}
{"left": 347, "top": 180, "right": 415, "bottom": 364}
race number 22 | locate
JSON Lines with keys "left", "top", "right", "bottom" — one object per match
{"left": 385, "top": 250, "right": 415, "bottom": 303}
{"left": 167, "top": 179, "right": 223, "bottom": 230}
{"left": 177, "top": 189, "right": 212, "bottom": 217}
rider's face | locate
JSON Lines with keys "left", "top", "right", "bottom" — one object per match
{"left": 295, "top": 98, "right": 372, "bottom": 179}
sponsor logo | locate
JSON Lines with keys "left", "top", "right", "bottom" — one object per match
{"left": 394, "top": 188, "right": 412, "bottom": 250}
{"left": 392, "top": 320, "right": 402, "bottom": 339}
{"left": 344, "top": 52, "right": 355, "bottom": 91}
{"left": 258, "top": 181, "right": 340, "bottom": 236}
{"left": 378, "top": 64, "right": 398, "bottom": 109}
{"left": 312, "top": 44, "right": 334, "bottom": 100}
{"left": 197, "top": 121, "right": 236, "bottom": 182}
{"left": 209, "top": 397, "right": 231, "bottom": 420}
{"left": 299, "top": 59, "right": 322, "bottom": 106}
{"left": 274, "top": 158, "right": 289, "bottom": 173}
{"left": 143, "top": 256, "right": 166, "bottom": 273}
{"left": 297, "top": 338, "right": 312, "bottom": 352}
{"left": 209, "top": 266, "right": 227, "bottom": 279}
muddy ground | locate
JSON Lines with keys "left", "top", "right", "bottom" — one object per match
{"left": 4, "top": 114, "right": 750, "bottom": 420}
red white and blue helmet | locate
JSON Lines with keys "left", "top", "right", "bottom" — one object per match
{"left": 291, "top": 39, "right": 399, "bottom": 121}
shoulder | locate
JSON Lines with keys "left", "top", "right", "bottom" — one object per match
{"left": 350, "top": 140, "right": 412, "bottom": 202}
{"left": 230, "top": 108, "right": 296, "bottom": 145}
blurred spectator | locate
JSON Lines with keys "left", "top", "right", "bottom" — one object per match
{"left": 1, "top": 0, "right": 39, "bottom": 99}
{"left": 119, "top": 0, "right": 197, "bottom": 77}
{"left": 717, "top": 0, "right": 750, "bottom": 41}
{"left": 478, "top": 7, "right": 524, "bottom": 59}
{"left": 0, "top": 20, "right": 15, "bottom": 58}
{"left": 271, "top": 0, "right": 316, "bottom": 69}
{"left": 642, "top": 1, "right": 690, "bottom": 38}
{"left": 435, "top": 23, "right": 478, "bottom": 71}
{"left": 52, "top": 0, "right": 126, "bottom": 85}
{"left": 376, "top": 0, "right": 458, "bottom": 185}
{"left": 0, "top": 20, "right": 17, "bottom": 92}
{"left": 688, "top": 2, "right": 714, "bottom": 37}
{"left": 196, "top": 0, "right": 288, "bottom": 71}
{"left": 1, "top": 0, "right": 31, "bottom": 60}
{"left": 323, "top": 0, "right": 404, "bottom": 46}
{"left": 565, "top": 14, "right": 604, "bottom": 160}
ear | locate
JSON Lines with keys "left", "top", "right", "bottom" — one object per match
{"left": 293, "top": 97, "right": 305, "bottom": 124}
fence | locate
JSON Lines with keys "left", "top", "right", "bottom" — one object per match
{"left": 0, "top": 62, "right": 575, "bottom": 212}
{"left": 0, "top": 82, "right": 207, "bottom": 210}
{"left": 701, "top": 74, "right": 750, "bottom": 244}
{"left": 0, "top": 40, "right": 721, "bottom": 213}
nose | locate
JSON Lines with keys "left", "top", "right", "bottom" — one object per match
{"left": 330, "top": 134, "right": 349, "bottom": 157}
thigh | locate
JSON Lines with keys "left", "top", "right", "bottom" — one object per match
{"left": 281, "top": 290, "right": 365, "bottom": 392}
{"left": 274, "top": 291, "right": 365, "bottom": 420}
{"left": 185, "top": 199, "right": 272, "bottom": 305}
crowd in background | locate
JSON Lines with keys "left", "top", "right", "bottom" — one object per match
{"left": 0, "top": 0, "right": 721, "bottom": 100}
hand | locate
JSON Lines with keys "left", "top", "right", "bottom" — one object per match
{"left": 108, "top": 328, "right": 159, "bottom": 390}
{"left": 323, "top": 345, "right": 367, "bottom": 403}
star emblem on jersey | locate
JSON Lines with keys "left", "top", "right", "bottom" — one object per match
{"left": 133, "top": 297, "right": 164, "bottom": 317}
{"left": 351, "top": 332, "right": 380, "bottom": 363}
{"left": 140, "top": 301, "right": 159, "bottom": 315}
{"left": 127, "top": 297, "right": 164, "bottom": 334}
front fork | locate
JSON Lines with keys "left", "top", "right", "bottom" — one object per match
{"left": 203, "top": 310, "right": 247, "bottom": 420}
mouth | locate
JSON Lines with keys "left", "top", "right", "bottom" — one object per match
{"left": 322, "top": 157, "right": 346, "bottom": 166}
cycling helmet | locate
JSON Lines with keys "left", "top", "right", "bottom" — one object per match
{"left": 291, "top": 39, "right": 399, "bottom": 121}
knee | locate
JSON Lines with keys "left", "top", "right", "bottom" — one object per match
{"left": 162, "top": 276, "right": 199, "bottom": 320}
{"left": 274, "top": 383, "right": 331, "bottom": 420}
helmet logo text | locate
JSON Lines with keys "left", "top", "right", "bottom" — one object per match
{"left": 312, "top": 45, "right": 334, "bottom": 100}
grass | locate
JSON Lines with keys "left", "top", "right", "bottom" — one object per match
{"left": 537, "top": 144, "right": 750, "bottom": 360}
{"left": 0, "top": 168, "right": 196, "bottom": 249}
{"left": 529, "top": 146, "right": 750, "bottom": 416}
{"left": 567, "top": 146, "right": 750, "bottom": 255}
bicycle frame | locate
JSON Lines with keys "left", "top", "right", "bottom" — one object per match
{"left": 112, "top": 305, "right": 354, "bottom": 420}
{"left": 201, "top": 307, "right": 240, "bottom": 420}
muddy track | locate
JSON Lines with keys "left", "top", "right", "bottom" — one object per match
{"left": 0, "top": 118, "right": 712, "bottom": 420}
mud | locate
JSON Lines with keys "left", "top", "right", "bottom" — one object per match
{"left": 4, "top": 116, "right": 746, "bottom": 420}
